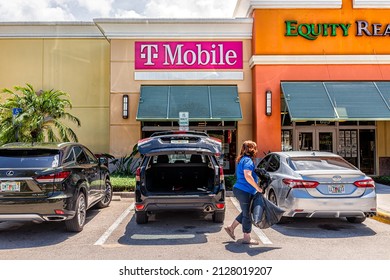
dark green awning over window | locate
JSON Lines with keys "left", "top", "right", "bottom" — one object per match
{"left": 136, "top": 85, "right": 242, "bottom": 121}
{"left": 281, "top": 82, "right": 390, "bottom": 121}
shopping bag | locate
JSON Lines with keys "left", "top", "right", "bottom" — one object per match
{"left": 251, "top": 193, "right": 285, "bottom": 229}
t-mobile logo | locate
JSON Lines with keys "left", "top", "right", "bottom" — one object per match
{"left": 140, "top": 44, "right": 159, "bottom": 65}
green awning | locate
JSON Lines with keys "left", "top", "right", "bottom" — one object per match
{"left": 281, "top": 82, "right": 390, "bottom": 121}
{"left": 136, "top": 85, "right": 242, "bottom": 121}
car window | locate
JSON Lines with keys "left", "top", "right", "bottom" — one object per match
{"left": 267, "top": 155, "right": 280, "bottom": 172}
{"left": 83, "top": 147, "right": 98, "bottom": 164}
{"left": 63, "top": 149, "right": 75, "bottom": 164}
{"left": 289, "top": 156, "right": 358, "bottom": 171}
{"left": 257, "top": 154, "right": 272, "bottom": 170}
{"left": 73, "top": 146, "right": 88, "bottom": 165}
{"left": 0, "top": 149, "right": 60, "bottom": 168}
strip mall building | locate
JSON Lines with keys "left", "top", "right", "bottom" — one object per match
{"left": 2, "top": 0, "right": 390, "bottom": 175}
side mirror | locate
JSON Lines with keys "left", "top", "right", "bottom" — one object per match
{"left": 99, "top": 157, "right": 108, "bottom": 167}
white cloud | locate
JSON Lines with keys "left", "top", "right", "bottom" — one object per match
{"left": 77, "top": 0, "right": 114, "bottom": 17}
{"left": 144, "top": 0, "right": 237, "bottom": 18}
{"left": 0, "top": 0, "right": 75, "bottom": 21}
{"left": 0, "top": 0, "right": 237, "bottom": 21}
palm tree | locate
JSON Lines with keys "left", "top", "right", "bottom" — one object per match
{"left": 0, "top": 84, "right": 81, "bottom": 144}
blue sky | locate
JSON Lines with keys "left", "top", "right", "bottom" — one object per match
{"left": 0, "top": 0, "right": 238, "bottom": 21}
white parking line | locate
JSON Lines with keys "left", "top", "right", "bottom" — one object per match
{"left": 94, "top": 202, "right": 134, "bottom": 246}
{"left": 230, "top": 197, "right": 273, "bottom": 245}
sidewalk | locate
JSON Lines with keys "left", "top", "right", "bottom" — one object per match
{"left": 373, "top": 183, "right": 390, "bottom": 224}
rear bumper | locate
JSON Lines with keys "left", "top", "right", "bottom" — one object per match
{"left": 283, "top": 195, "right": 377, "bottom": 218}
{"left": 0, "top": 196, "right": 75, "bottom": 222}
{"left": 135, "top": 192, "right": 225, "bottom": 213}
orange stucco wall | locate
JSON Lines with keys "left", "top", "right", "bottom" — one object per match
{"left": 252, "top": 1, "right": 390, "bottom": 55}
{"left": 253, "top": 64, "right": 390, "bottom": 156}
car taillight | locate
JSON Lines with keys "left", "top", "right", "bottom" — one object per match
{"left": 35, "top": 171, "right": 71, "bottom": 183}
{"left": 219, "top": 166, "right": 224, "bottom": 182}
{"left": 136, "top": 167, "right": 141, "bottom": 182}
{"left": 354, "top": 179, "right": 375, "bottom": 188}
{"left": 282, "top": 178, "right": 319, "bottom": 188}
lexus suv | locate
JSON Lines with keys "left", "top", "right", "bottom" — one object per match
{"left": 135, "top": 131, "right": 226, "bottom": 224}
{"left": 0, "top": 142, "right": 113, "bottom": 232}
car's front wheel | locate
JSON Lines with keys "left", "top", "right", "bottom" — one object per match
{"left": 65, "top": 192, "right": 87, "bottom": 232}
{"left": 346, "top": 216, "right": 366, "bottom": 223}
{"left": 96, "top": 179, "right": 113, "bottom": 209}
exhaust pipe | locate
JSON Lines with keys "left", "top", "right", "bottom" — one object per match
{"left": 365, "top": 212, "right": 376, "bottom": 217}
{"left": 204, "top": 205, "right": 213, "bottom": 213}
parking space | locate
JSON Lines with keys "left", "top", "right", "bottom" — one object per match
{"left": 1, "top": 196, "right": 390, "bottom": 260}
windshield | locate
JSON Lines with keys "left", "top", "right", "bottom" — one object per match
{"left": 0, "top": 149, "right": 60, "bottom": 168}
{"left": 289, "top": 156, "right": 358, "bottom": 171}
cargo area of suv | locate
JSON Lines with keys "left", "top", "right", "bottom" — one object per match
{"left": 135, "top": 131, "right": 226, "bottom": 224}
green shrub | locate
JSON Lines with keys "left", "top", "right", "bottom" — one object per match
{"left": 372, "top": 176, "right": 390, "bottom": 186}
{"left": 224, "top": 175, "right": 236, "bottom": 191}
{"left": 110, "top": 176, "right": 135, "bottom": 192}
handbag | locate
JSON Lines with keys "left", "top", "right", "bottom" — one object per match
{"left": 251, "top": 193, "right": 285, "bottom": 229}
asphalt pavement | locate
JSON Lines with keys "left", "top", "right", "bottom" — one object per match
{"left": 374, "top": 183, "right": 390, "bottom": 224}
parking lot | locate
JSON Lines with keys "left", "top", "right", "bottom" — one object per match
{"left": 1, "top": 196, "right": 390, "bottom": 260}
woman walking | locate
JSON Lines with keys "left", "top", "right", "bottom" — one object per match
{"left": 224, "top": 140, "right": 264, "bottom": 245}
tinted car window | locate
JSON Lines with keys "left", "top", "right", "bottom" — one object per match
{"left": 73, "top": 146, "right": 88, "bottom": 164}
{"left": 289, "top": 156, "right": 357, "bottom": 171}
{"left": 83, "top": 148, "right": 98, "bottom": 164}
{"left": 267, "top": 155, "right": 280, "bottom": 172}
{"left": 258, "top": 154, "right": 281, "bottom": 172}
{"left": 0, "top": 149, "right": 59, "bottom": 168}
{"left": 63, "top": 149, "right": 75, "bottom": 164}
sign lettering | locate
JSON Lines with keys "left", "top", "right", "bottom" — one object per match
{"left": 285, "top": 20, "right": 390, "bottom": 40}
{"left": 135, "top": 41, "right": 243, "bottom": 70}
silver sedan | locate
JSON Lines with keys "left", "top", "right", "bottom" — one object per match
{"left": 257, "top": 151, "right": 377, "bottom": 223}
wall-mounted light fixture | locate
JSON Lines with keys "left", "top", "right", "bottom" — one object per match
{"left": 122, "top": 94, "right": 129, "bottom": 119}
{"left": 265, "top": 90, "right": 272, "bottom": 116}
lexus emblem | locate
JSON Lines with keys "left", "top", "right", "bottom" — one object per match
{"left": 332, "top": 175, "right": 342, "bottom": 182}
{"left": 6, "top": 171, "right": 14, "bottom": 176}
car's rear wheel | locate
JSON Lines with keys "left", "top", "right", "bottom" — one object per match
{"left": 268, "top": 190, "right": 277, "bottom": 205}
{"left": 346, "top": 216, "right": 366, "bottom": 223}
{"left": 65, "top": 192, "right": 87, "bottom": 232}
{"left": 96, "top": 179, "right": 113, "bottom": 209}
{"left": 136, "top": 211, "right": 148, "bottom": 224}
{"left": 212, "top": 210, "right": 225, "bottom": 223}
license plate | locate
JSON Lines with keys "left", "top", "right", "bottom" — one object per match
{"left": 328, "top": 184, "right": 345, "bottom": 194}
{"left": 0, "top": 181, "right": 21, "bottom": 192}
{"left": 171, "top": 140, "right": 189, "bottom": 144}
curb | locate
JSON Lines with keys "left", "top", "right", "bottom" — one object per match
{"left": 372, "top": 208, "right": 390, "bottom": 225}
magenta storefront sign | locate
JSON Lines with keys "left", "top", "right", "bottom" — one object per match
{"left": 135, "top": 41, "right": 243, "bottom": 70}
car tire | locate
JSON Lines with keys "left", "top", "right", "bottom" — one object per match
{"left": 65, "top": 192, "right": 87, "bottom": 232}
{"left": 136, "top": 211, "right": 148, "bottom": 224}
{"left": 95, "top": 179, "right": 113, "bottom": 209}
{"left": 212, "top": 210, "right": 225, "bottom": 223}
{"left": 346, "top": 216, "right": 366, "bottom": 223}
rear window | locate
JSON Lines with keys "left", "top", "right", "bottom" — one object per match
{"left": 289, "top": 156, "right": 357, "bottom": 171}
{"left": 0, "top": 149, "right": 60, "bottom": 168}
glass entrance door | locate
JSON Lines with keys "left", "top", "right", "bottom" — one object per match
{"left": 296, "top": 128, "right": 336, "bottom": 153}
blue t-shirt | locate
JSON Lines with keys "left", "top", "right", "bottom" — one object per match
{"left": 234, "top": 155, "right": 259, "bottom": 195}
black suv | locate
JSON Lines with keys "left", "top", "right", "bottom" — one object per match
{"left": 0, "top": 142, "right": 113, "bottom": 232}
{"left": 135, "top": 131, "right": 226, "bottom": 224}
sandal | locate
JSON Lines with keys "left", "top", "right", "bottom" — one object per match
{"left": 224, "top": 226, "right": 236, "bottom": 240}
{"left": 237, "top": 238, "right": 259, "bottom": 245}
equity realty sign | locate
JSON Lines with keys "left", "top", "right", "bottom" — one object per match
{"left": 285, "top": 20, "right": 390, "bottom": 40}
{"left": 135, "top": 41, "right": 243, "bottom": 70}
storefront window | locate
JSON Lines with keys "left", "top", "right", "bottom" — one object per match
{"left": 281, "top": 130, "right": 292, "bottom": 151}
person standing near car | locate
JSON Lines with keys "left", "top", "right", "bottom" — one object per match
{"left": 224, "top": 140, "right": 263, "bottom": 245}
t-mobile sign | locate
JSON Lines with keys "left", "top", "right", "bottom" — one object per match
{"left": 135, "top": 41, "right": 243, "bottom": 70}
